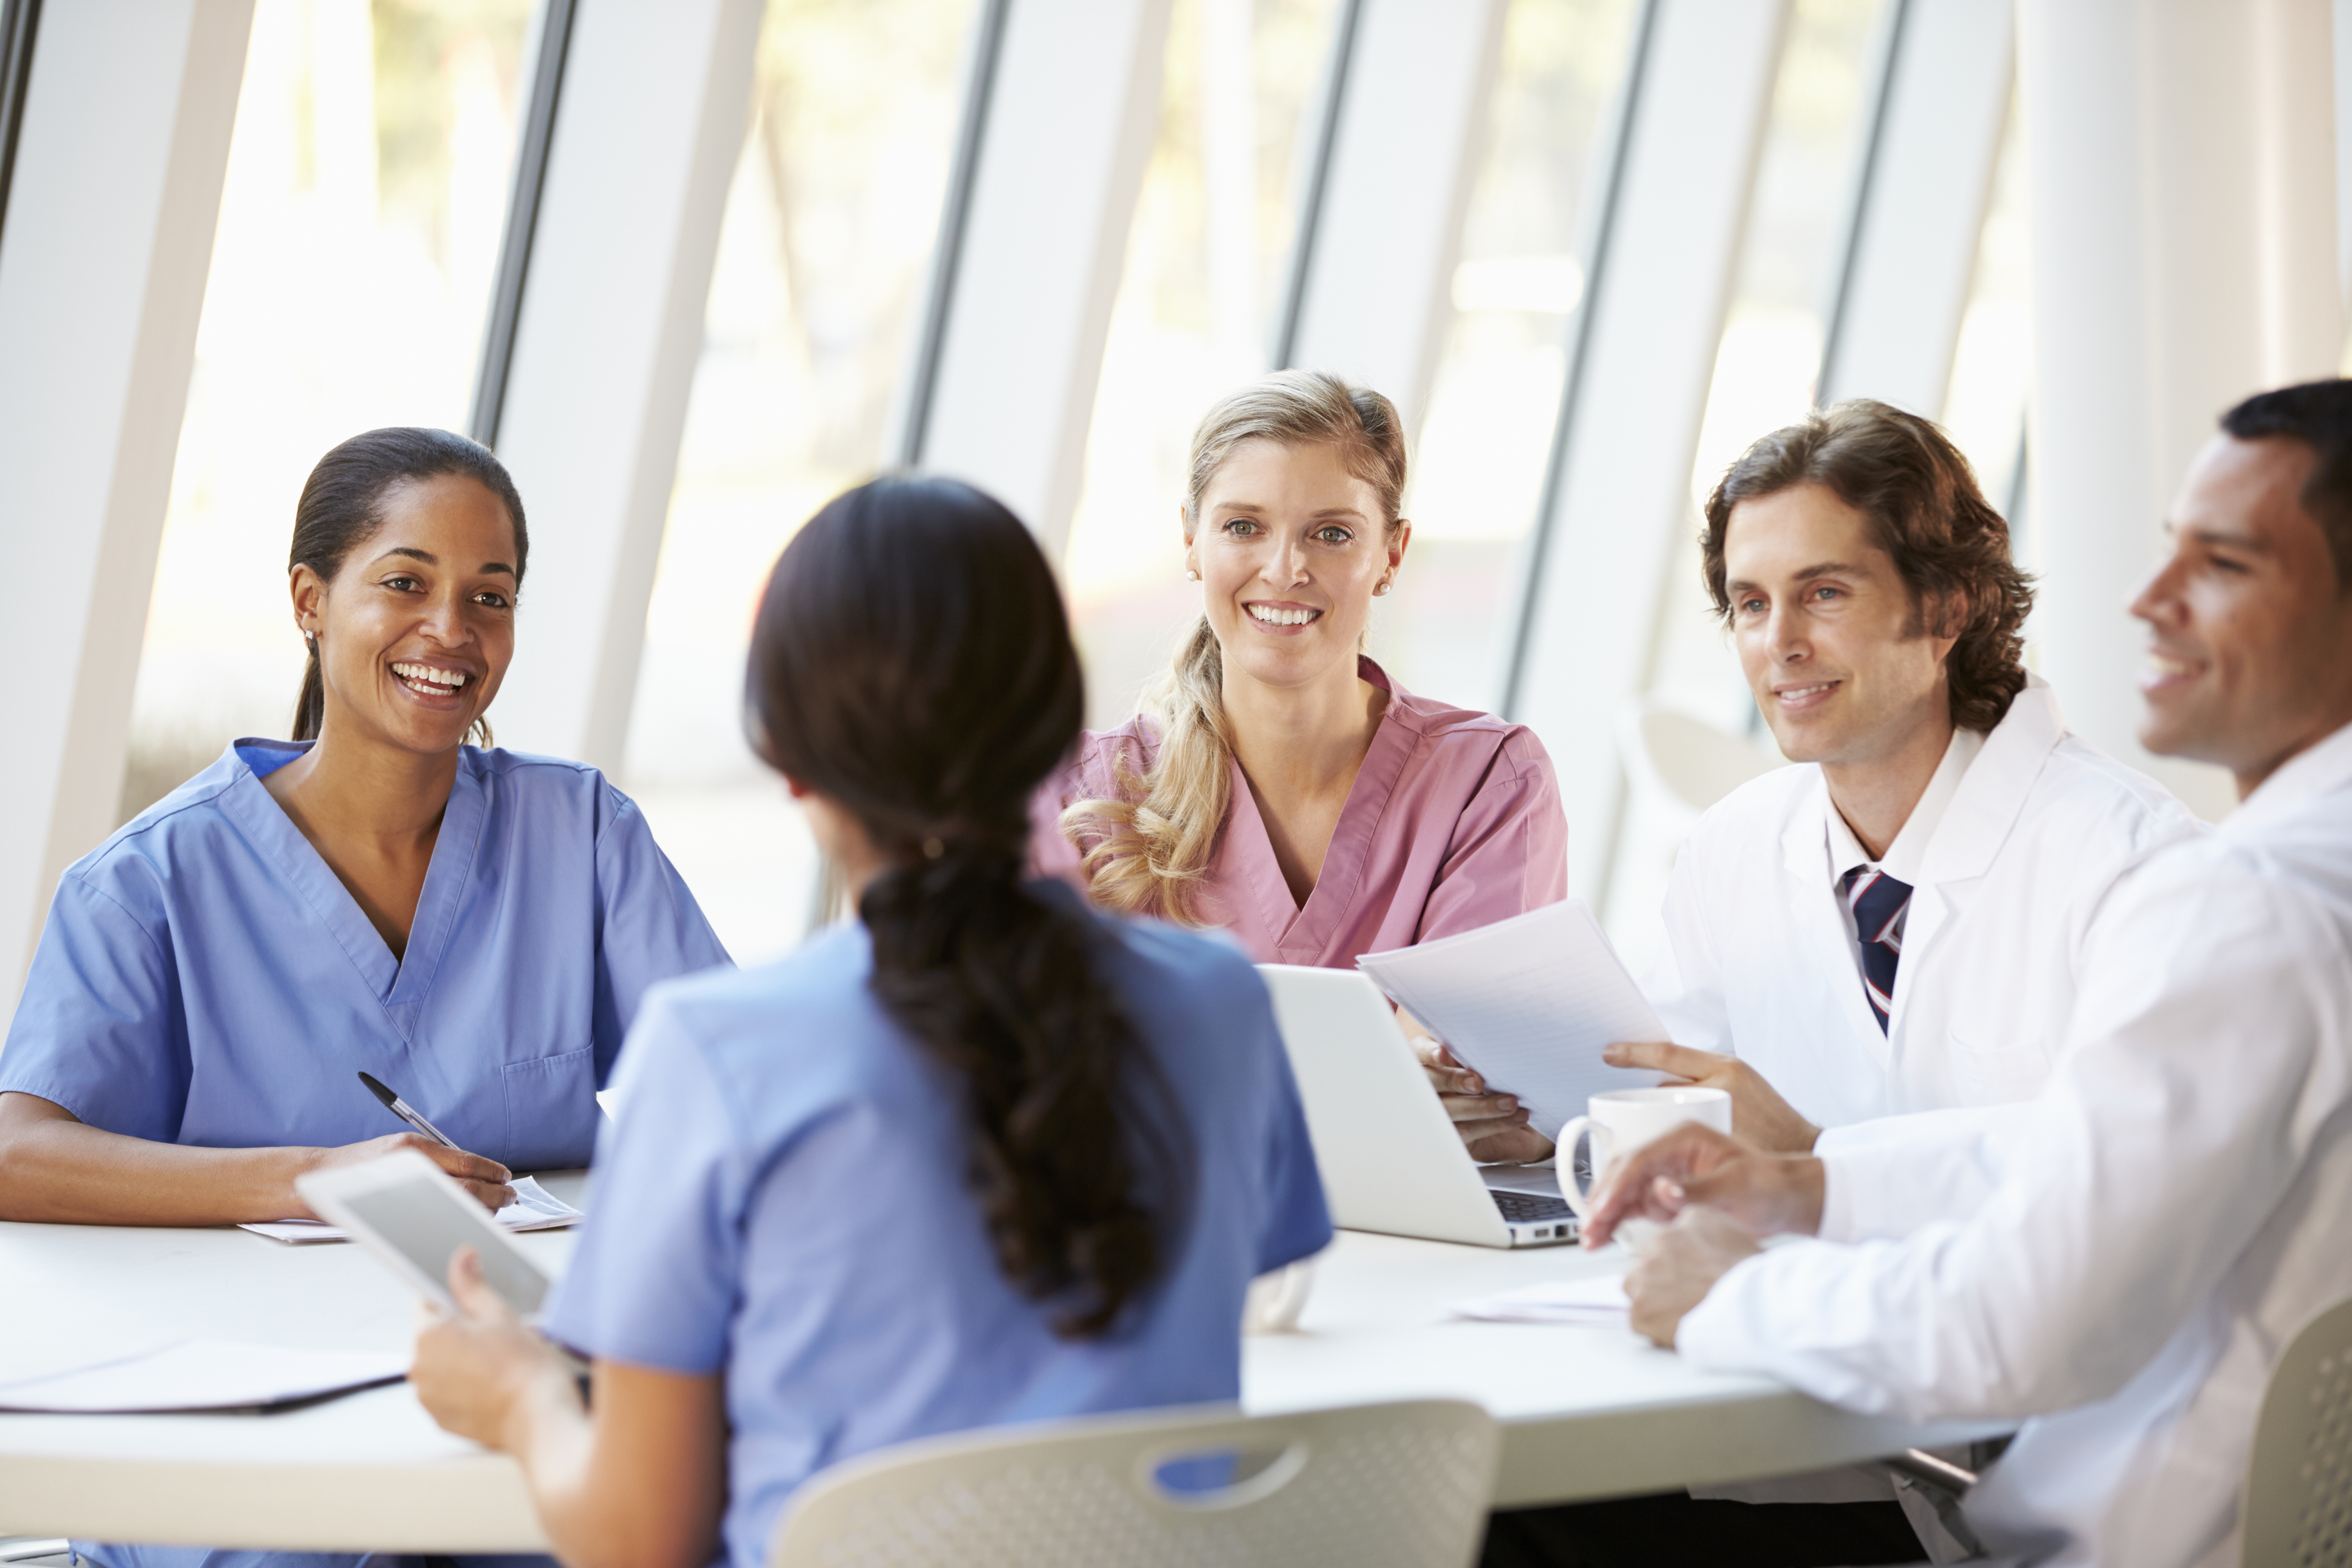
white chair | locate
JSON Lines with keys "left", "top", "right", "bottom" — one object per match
{"left": 767, "top": 1398, "right": 1500, "bottom": 1568}
{"left": 1617, "top": 698, "right": 1786, "bottom": 818}
{"left": 2240, "top": 1293, "right": 2352, "bottom": 1568}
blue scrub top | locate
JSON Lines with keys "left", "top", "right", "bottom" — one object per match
{"left": 0, "top": 740, "right": 730, "bottom": 1171}
{"left": 543, "top": 888, "right": 1333, "bottom": 1568}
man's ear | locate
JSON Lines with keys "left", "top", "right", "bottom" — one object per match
{"left": 1929, "top": 588, "right": 1970, "bottom": 643}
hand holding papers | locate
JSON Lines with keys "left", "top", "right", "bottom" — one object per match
{"left": 1357, "top": 898, "right": 1661, "bottom": 1140}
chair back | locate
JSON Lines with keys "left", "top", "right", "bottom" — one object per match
{"left": 2241, "top": 1294, "right": 2352, "bottom": 1568}
{"left": 768, "top": 1398, "right": 1499, "bottom": 1568}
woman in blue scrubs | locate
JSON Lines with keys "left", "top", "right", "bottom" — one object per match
{"left": 0, "top": 428, "right": 727, "bottom": 1568}
{"left": 405, "top": 476, "right": 1332, "bottom": 1568}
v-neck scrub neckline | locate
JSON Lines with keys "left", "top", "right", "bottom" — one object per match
{"left": 1034, "top": 658, "right": 1570, "bottom": 967}
{"left": 0, "top": 741, "right": 731, "bottom": 1172}
{"left": 223, "top": 738, "right": 487, "bottom": 1024}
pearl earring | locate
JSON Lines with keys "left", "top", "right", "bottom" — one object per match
{"left": 1374, "top": 580, "right": 1391, "bottom": 596}
{"left": 1186, "top": 568, "right": 1200, "bottom": 582}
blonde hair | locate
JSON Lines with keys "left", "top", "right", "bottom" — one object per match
{"left": 1063, "top": 370, "right": 1408, "bottom": 921}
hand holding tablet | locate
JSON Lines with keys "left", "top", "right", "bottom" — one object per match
{"left": 296, "top": 1149, "right": 553, "bottom": 1317}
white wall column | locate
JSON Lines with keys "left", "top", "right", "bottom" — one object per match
{"left": 2019, "top": 0, "right": 2340, "bottom": 818}
{"left": 1279, "top": 0, "right": 1507, "bottom": 436}
{"left": 1817, "top": 0, "right": 2013, "bottom": 415}
{"left": 0, "top": 0, "right": 253, "bottom": 1023}
{"left": 485, "top": 0, "right": 764, "bottom": 772}
{"left": 1505, "top": 0, "right": 1789, "bottom": 906}
{"left": 907, "top": 0, "right": 1172, "bottom": 558}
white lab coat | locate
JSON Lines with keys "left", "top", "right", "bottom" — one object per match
{"left": 1677, "top": 720, "right": 2352, "bottom": 1568}
{"left": 1644, "top": 676, "right": 2203, "bottom": 1131}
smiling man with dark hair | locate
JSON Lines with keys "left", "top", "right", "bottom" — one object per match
{"left": 1581, "top": 379, "right": 2352, "bottom": 1568}
{"left": 1473, "top": 401, "right": 2204, "bottom": 1567}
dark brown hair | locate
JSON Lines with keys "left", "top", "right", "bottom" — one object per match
{"left": 1702, "top": 399, "right": 2034, "bottom": 733}
{"left": 747, "top": 475, "right": 1185, "bottom": 1338}
{"left": 2220, "top": 379, "right": 2352, "bottom": 590}
{"left": 288, "top": 428, "right": 528, "bottom": 744}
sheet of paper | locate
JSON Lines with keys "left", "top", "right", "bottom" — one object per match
{"left": 1357, "top": 897, "right": 1661, "bottom": 1137}
{"left": 0, "top": 1340, "right": 407, "bottom": 1413}
{"left": 1451, "top": 1273, "right": 1631, "bottom": 1325}
{"left": 239, "top": 1173, "right": 582, "bottom": 1245}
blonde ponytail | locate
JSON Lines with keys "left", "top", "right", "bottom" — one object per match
{"left": 1061, "top": 370, "right": 1408, "bottom": 922}
{"left": 1061, "top": 617, "right": 1233, "bottom": 922}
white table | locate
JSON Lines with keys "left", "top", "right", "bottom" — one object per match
{"left": 0, "top": 1188, "right": 1989, "bottom": 1553}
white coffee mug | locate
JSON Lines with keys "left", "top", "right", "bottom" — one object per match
{"left": 1556, "top": 1086, "right": 1733, "bottom": 1221}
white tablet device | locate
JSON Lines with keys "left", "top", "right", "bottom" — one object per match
{"left": 295, "top": 1149, "right": 552, "bottom": 1316}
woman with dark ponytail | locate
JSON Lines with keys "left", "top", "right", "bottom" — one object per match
{"left": 0, "top": 427, "right": 728, "bottom": 1225}
{"left": 407, "top": 476, "right": 1332, "bottom": 1568}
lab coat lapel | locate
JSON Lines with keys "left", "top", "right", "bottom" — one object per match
{"left": 1780, "top": 768, "right": 1892, "bottom": 1068}
{"left": 1893, "top": 679, "right": 2066, "bottom": 1022}
{"left": 382, "top": 752, "right": 488, "bottom": 1039}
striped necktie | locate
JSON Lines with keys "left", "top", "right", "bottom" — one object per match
{"left": 1842, "top": 866, "right": 1913, "bottom": 1034}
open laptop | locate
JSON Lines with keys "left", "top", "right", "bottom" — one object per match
{"left": 1259, "top": 964, "right": 1577, "bottom": 1248}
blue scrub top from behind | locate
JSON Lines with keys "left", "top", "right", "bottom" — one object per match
{"left": 0, "top": 740, "right": 731, "bottom": 1171}
{"left": 543, "top": 890, "right": 1333, "bottom": 1568}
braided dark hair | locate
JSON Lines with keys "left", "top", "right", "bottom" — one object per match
{"left": 288, "top": 428, "right": 528, "bottom": 743}
{"left": 747, "top": 475, "right": 1186, "bottom": 1338}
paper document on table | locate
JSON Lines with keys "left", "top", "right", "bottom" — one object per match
{"left": 0, "top": 1340, "right": 407, "bottom": 1413}
{"left": 239, "top": 1174, "right": 581, "bottom": 1245}
{"left": 1356, "top": 898, "right": 1658, "bottom": 1139}
{"left": 1452, "top": 1274, "right": 1631, "bottom": 1325}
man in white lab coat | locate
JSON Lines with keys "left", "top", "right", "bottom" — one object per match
{"left": 1470, "top": 402, "right": 2202, "bottom": 1565}
{"left": 1435, "top": 400, "right": 2200, "bottom": 1163}
{"left": 1580, "top": 379, "right": 2352, "bottom": 1568}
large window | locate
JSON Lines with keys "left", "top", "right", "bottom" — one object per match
{"left": 1379, "top": 0, "right": 1641, "bottom": 714}
{"left": 1646, "top": 0, "right": 1889, "bottom": 732}
{"left": 122, "top": 0, "right": 536, "bottom": 820}
{"left": 1606, "top": 0, "right": 1887, "bottom": 940}
{"left": 1060, "top": 0, "right": 1343, "bottom": 732}
{"left": 1940, "top": 96, "right": 2030, "bottom": 560}
{"left": 620, "top": 0, "right": 980, "bottom": 962}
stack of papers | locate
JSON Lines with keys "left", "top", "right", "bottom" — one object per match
{"left": 240, "top": 1173, "right": 582, "bottom": 1245}
{"left": 0, "top": 1340, "right": 407, "bottom": 1413}
{"left": 1452, "top": 1274, "right": 1632, "bottom": 1325}
{"left": 1357, "top": 898, "right": 1662, "bottom": 1137}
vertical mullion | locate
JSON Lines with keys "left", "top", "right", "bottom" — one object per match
{"left": 898, "top": 0, "right": 1012, "bottom": 468}
{"left": 0, "top": 0, "right": 43, "bottom": 248}
{"left": 469, "top": 0, "right": 578, "bottom": 449}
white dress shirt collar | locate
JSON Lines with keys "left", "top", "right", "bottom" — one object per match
{"left": 1824, "top": 724, "right": 1988, "bottom": 885}
{"left": 2224, "top": 717, "right": 2352, "bottom": 838}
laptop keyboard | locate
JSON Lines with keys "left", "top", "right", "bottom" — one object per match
{"left": 1492, "top": 1190, "right": 1573, "bottom": 1222}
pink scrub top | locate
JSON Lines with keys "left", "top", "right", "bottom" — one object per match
{"left": 1033, "top": 658, "right": 1568, "bottom": 966}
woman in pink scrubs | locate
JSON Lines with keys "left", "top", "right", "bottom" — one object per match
{"left": 1037, "top": 368, "right": 1568, "bottom": 970}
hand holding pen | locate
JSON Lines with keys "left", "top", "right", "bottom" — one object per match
{"left": 294, "top": 1071, "right": 516, "bottom": 1215}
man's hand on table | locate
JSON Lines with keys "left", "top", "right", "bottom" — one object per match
{"left": 1602, "top": 1040, "right": 1821, "bottom": 1155}
{"left": 1627, "top": 1207, "right": 1761, "bottom": 1348}
{"left": 1579, "top": 1122, "right": 1827, "bottom": 1249}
